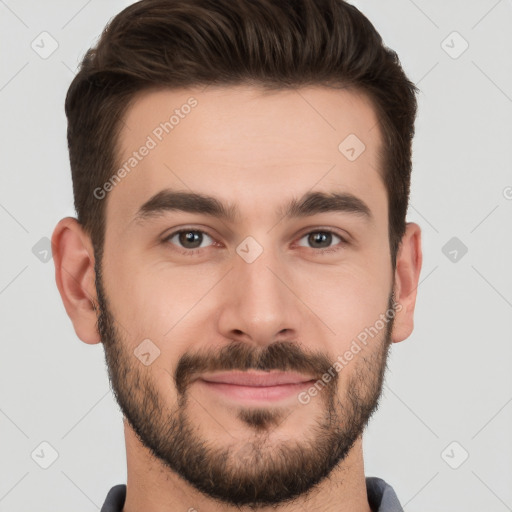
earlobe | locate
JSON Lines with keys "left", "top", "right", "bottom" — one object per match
{"left": 51, "top": 217, "right": 101, "bottom": 345}
{"left": 391, "top": 222, "right": 423, "bottom": 344}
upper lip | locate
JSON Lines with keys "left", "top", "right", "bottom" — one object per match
{"left": 198, "top": 371, "right": 315, "bottom": 387}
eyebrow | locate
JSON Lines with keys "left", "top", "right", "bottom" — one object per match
{"left": 132, "top": 188, "right": 373, "bottom": 225}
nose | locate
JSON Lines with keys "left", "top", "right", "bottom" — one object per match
{"left": 216, "top": 240, "right": 303, "bottom": 347}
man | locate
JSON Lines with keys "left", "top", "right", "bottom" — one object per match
{"left": 52, "top": 0, "right": 422, "bottom": 510}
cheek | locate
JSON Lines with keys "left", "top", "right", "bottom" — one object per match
{"left": 298, "top": 258, "right": 392, "bottom": 349}
{"left": 104, "top": 246, "right": 201, "bottom": 321}
{"left": 104, "top": 257, "right": 220, "bottom": 369}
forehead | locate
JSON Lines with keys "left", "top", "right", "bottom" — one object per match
{"left": 107, "top": 85, "right": 385, "bottom": 228}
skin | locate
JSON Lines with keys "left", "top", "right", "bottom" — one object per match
{"left": 52, "top": 85, "right": 422, "bottom": 512}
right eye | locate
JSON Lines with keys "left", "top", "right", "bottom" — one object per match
{"left": 162, "top": 228, "right": 217, "bottom": 255}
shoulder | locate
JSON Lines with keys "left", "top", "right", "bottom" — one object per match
{"left": 366, "top": 476, "right": 404, "bottom": 512}
{"left": 100, "top": 484, "right": 126, "bottom": 512}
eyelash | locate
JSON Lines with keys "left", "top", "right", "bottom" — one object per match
{"left": 161, "top": 228, "right": 348, "bottom": 256}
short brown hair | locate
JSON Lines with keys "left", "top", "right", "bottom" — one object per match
{"left": 65, "top": 0, "right": 418, "bottom": 268}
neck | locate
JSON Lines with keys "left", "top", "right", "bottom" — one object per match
{"left": 121, "top": 420, "right": 372, "bottom": 512}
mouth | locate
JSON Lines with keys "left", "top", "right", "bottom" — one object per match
{"left": 194, "top": 370, "right": 316, "bottom": 403}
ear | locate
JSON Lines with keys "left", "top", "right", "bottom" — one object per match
{"left": 391, "top": 222, "right": 422, "bottom": 343}
{"left": 51, "top": 217, "right": 101, "bottom": 345}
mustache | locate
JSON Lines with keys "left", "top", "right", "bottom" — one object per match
{"left": 174, "top": 340, "right": 336, "bottom": 395}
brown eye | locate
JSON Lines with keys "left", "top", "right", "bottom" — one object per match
{"left": 163, "top": 229, "right": 215, "bottom": 252}
{"left": 178, "top": 231, "right": 202, "bottom": 249}
{"left": 296, "top": 230, "right": 346, "bottom": 253}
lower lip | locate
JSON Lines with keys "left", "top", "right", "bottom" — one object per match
{"left": 197, "top": 379, "right": 315, "bottom": 403}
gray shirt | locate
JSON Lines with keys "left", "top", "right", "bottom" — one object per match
{"left": 100, "top": 477, "right": 404, "bottom": 511}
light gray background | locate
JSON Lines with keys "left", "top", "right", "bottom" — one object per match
{"left": 1, "top": 1, "right": 511, "bottom": 510}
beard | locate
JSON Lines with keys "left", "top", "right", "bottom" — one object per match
{"left": 95, "top": 262, "right": 395, "bottom": 509}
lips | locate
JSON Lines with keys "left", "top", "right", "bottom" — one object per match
{"left": 198, "top": 370, "right": 315, "bottom": 387}
{"left": 193, "top": 370, "right": 316, "bottom": 403}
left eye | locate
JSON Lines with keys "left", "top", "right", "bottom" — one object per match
{"left": 296, "top": 230, "right": 344, "bottom": 251}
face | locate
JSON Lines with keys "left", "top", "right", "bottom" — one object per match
{"left": 96, "top": 85, "right": 397, "bottom": 507}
